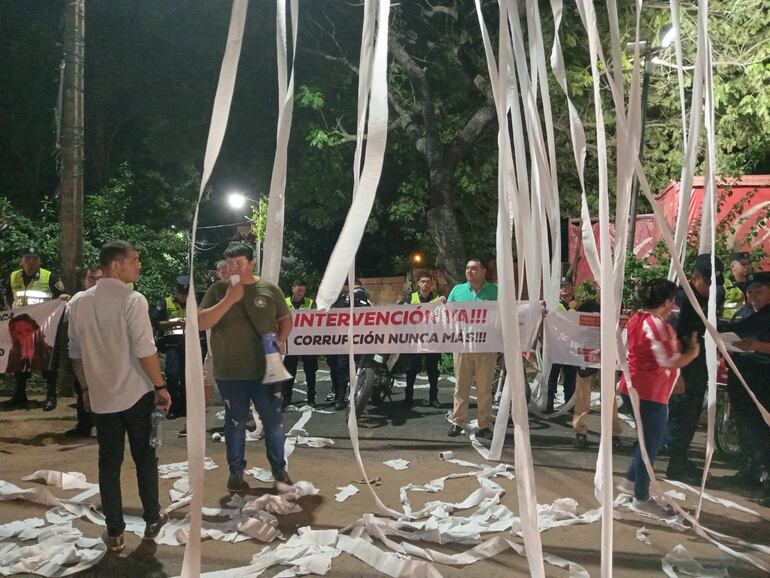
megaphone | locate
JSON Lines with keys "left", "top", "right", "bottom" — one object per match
{"left": 262, "top": 332, "right": 292, "bottom": 384}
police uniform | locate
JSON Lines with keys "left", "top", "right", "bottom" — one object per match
{"left": 400, "top": 290, "right": 442, "bottom": 407}
{"left": 150, "top": 276, "right": 202, "bottom": 418}
{"left": 546, "top": 298, "right": 577, "bottom": 412}
{"left": 667, "top": 254, "right": 725, "bottom": 481}
{"left": 281, "top": 296, "right": 319, "bottom": 407}
{"left": 725, "top": 272, "right": 770, "bottom": 501}
{"left": 2, "top": 248, "right": 66, "bottom": 410}
{"left": 327, "top": 287, "right": 373, "bottom": 410}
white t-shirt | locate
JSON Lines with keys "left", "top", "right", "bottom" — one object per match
{"left": 68, "top": 278, "right": 157, "bottom": 413}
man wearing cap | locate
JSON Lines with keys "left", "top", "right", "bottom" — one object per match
{"left": 666, "top": 253, "right": 725, "bottom": 482}
{"left": 722, "top": 251, "right": 753, "bottom": 321}
{"left": 282, "top": 281, "right": 318, "bottom": 408}
{"left": 2, "top": 247, "right": 70, "bottom": 410}
{"left": 723, "top": 271, "right": 770, "bottom": 506}
{"left": 151, "top": 275, "right": 192, "bottom": 419}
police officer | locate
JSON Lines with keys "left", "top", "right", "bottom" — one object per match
{"left": 3, "top": 247, "right": 69, "bottom": 410}
{"left": 545, "top": 277, "right": 578, "bottom": 413}
{"left": 282, "top": 281, "right": 319, "bottom": 408}
{"left": 722, "top": 251, "right": 752, "bottom": 321}
{"left": 326, "top": 279, "right": 373, "bottom": 410}
{"left": 723, "top": 271, "right": 770, "bottom": 506}
{"left": 151, "top": 276, "right": 191, "bottom": 419}
{"left": 399, "top": 272, "right": 445, "bottom": 408}
{"left": 666, "top": 254, "right": 725, "bottom": 482}
{"left": 64, "top": 266, "right": 103, "bottom": 436}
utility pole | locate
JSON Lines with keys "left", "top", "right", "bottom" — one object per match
{"left": 60, "top": 0, "right": 85, "bottom": 292}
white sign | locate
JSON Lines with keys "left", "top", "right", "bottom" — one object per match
{"left": 0, "top": 301, "right": 66, "bottom": 374}
{"left": 286, "top": 301, "right": 542, "bottom": 355}
{"left": 543, "top": 311, "right": 628, "bottom": 368}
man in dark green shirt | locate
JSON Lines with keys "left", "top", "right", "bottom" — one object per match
{"left": 199, "top": 242, "right": 292, "bottom": 494}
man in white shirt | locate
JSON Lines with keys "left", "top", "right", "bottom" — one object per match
{"left": 68, "top": 240, "right": 171, "bottom": 553}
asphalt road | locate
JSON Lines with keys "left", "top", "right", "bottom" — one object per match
{"left": 1, "top": 367, "right": 768, "bottom": 577}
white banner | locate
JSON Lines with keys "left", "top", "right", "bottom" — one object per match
{"left": 543, "top": 310, "right": 628, "bottom": 368}
{"left": 0, "top": 300, "right": 66, "bottom": 374}
{"left": 286, "top": 301, "right": 542, "bottom": 355}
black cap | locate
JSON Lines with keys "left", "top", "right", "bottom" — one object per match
{"left": 729, "top": 251, "right": 750, "bottom": 262}
{"left": 693, "top": 254, "right": 723, "bottom": 285}
{"left": 747, "top": 271, "right": 770, "bottom": 288}
{"left": 175, "top": 275, "right": 190, "bottom": 289}
{"left": 560, "top": 276, "right": 573, "bottom": 286}
{"left": 23, "top": 247, "right": 39, "bottom": 257}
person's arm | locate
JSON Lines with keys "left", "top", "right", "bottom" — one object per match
{"left": 126, "top": 295, "right": 172, "bottom": 411}
{"left": 198, "top": 282, "right": 244, "bottom": 331}
{"left": 71, "top": 358, "right": 92, "bottom": 412}
{"left": 50, "top": 273, "right": 71, "bottom": 301}
{"left": 661, "top": 331, "right": 701, "bottom": 369}
{"left": 734, "top": 339, "right": 770, "bottom": 354}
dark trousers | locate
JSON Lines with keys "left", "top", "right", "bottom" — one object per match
{"left": 73, "top": 378, "right": 93, "bottom": 432}
{"left": 404, "top": 353, "right": 440, "bottom": 401}
{"left": 282, "top": 355, "right": 318, "bottom": 405}
{"left": 623, "top": 395, "right": 669, "bottom": 501}
{"left": 327, "top": 354, "right": 351, "bottom": 401}
{"left": 667, "top": 375, "right": 707, "bottom": 461}
{"left": 93, "top": 392, "right": 160, "bottom": 536}
{"left": 547, "top": 364, "right": 577, "bottom": 406}
{"left": 728, "top": 371, "right": 770, "bottom": 472}
{"left": 13, "top": 370, "right": 57, "bottom": 400}
{"left": 164, "top": 346, "right": 186, "bottom": 417}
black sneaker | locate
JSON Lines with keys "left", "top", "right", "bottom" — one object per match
{"left": 666, "top": 461, "right": 703, "bottom": 485}
{"left": 144, "top": 513, "right": 169, "bottom": 540}
{"left": 476, "top": 427, "right": 493, "bottom": 440}
{"left": 177, "top": 426, "right": 187, "bottom": 437}
{"left": 448, "top": 424, "right": 463, "bottom": 437}
{"left": 575, "top": 433, "right": 589, "bottom": 449}
{"left": 42, "top": 396, "right": 57, "bottom": 412}
{"left": 103, "top": 531, "right": 125, "bottom": 553}
{"left": 227, "top": 471, "right": 250, "bottom": 494}
{"left": 2, "top": 396, "right": 29, "bottom": 409}
{"left": 64, "top": 427, "right": 92, "bottom": 438}
{"left": 273, "top": 469, "right": 293, "bottom": 492}
{"left": 334, "top": 400, "right": 347, "bottom": 411}
{"left": 402, "top": 398, "right": 414, "bottom": 408}
{"left": 325, "top": 390, "right": 335, "bottom": 403}
{"left": 612, "top": 436, "right": 624, "bottom": 450}
{"left": 429, "top": 398, "right": 441, "bottom": 408}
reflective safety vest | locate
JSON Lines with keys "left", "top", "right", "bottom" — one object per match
{"left": 722, "top": 277, "right": 745, "bottom": 321}
{"left": 410, "top": 291, "right": 440, "bottom": 304}
{"left": 165, "top": 296, "right": 186, "bottom": 319}
{"left": 10, "top": 269, "right": 53, "bottom": 309}
{"left": 286, "top": 296, "right": 313, "bottom": 309}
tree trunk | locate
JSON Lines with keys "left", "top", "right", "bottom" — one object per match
{"left": 60, "top": 0, "right": 85, "bottom": 293}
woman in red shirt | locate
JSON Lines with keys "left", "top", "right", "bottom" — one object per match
{"left": 618, "top": 279, "right": 700, "bottom": 517}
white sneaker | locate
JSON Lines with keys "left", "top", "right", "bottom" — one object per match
{"left": 631, "top": 497, "right": 675, "bottom": 518}
{"left": 616, "top": 478, "right": 634, "bottom": 495}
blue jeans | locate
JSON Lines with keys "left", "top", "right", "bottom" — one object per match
{"left": 622, "top": 394, "right": 668, "bottom": 501}
{"left": 217, "top": 380, "right": 286, "bottom": 475}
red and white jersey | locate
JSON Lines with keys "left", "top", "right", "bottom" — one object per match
{"left": 618, "top": 311, "right": 682, "bottom": 404}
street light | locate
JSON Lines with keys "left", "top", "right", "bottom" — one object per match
{"left": 626, "top": 24, "right": 673, "bottom": 254}
{"left": 226, "top": 191, "right": 261, "bottom": 272}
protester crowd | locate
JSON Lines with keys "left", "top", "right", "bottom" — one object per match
{"left": 2, "top": 241, "right": 769, "bottom": 550}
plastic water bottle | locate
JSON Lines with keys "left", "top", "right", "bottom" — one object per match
{"left": 150, "top": 410, "right": 166, "bottom": 448}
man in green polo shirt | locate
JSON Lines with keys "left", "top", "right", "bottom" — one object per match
{"left": 198, "top": 242, "right": 293, "bottom": 494}
{"left": 446, "top": 258, "right": 498, "bottom": 439}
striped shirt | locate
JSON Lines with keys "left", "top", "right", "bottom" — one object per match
{"left": 618, "top": 311, "right": 682, "bottom": 404}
